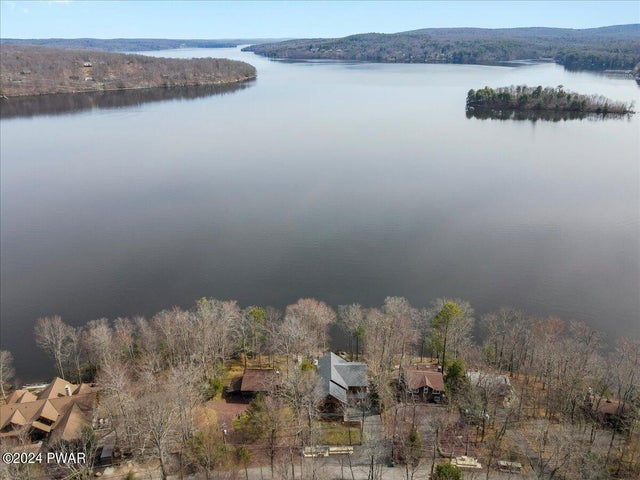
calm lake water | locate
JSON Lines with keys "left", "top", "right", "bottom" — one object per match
{"left": 1, "top": 47, "right": 639, "bottom": 381}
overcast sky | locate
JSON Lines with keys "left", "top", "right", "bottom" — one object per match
{"left": 1, "top": 1, "right": 638, "bottom": 39}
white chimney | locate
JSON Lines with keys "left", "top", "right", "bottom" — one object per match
{"left": 65, "top": 384, "right": 72, "bottom": 396}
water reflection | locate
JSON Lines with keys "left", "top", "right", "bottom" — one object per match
{"left": 0, "top": 81, "right": 254, "bottom": 119}
{"left": 2, "top": 48, "right": 639, "bottom": 381}
{"left": 465, "top": 108, "right": 632, "bottom": 122}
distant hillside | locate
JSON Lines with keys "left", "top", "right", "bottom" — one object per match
{"left": 0, "top": 38, "right": 281, "bottom": 52}
{"left": 0, "top": 45, "right": 256, "bottom": 97}
{"left": 243, "top": 25, "right": 640, "bottom": 71}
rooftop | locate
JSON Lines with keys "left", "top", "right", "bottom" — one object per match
{"left": 317, "top": 352, "right": 368, "bottom": 404}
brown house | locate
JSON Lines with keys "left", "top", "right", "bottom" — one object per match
{"left": 0, "top": 377, "right": 96, "bottom": 447}
{"left": 585, "top": 395, "right": 634, "bottom": 429}
{"left": 400, "top": 366, "right": 445, "bottom": 403}
{"left": 228, "top": 368, "right": 280, "bottom": 397}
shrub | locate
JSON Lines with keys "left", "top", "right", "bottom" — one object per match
{"left": 206, "top": 376, "right": 224, "bottom": 399}
{"left": 432, "top": 462, "right": 463, "bottom": 480}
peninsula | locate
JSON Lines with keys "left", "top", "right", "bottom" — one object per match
{"left": 0, "top": 45, "right": 256, "bottom": 97}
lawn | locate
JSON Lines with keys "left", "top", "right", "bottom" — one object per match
{"left": 318, "top": 421, "right": 362, "bottom": 445}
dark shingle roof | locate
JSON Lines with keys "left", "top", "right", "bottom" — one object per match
{"left": 228, "top": 368, "right": 279, "bottom": 393}
{"left": 318, "top": 353, "right": 368, "bottom": 403}
{"left": 405, "top": 370, "right": 445, "bottom": 392}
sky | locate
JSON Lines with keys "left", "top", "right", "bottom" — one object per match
{"left": 0, "top": 1, "right": 639, "bottom": 39}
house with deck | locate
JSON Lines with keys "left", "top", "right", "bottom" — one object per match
{"left": 317, "top": 352, "right": 368, "bottom": 415}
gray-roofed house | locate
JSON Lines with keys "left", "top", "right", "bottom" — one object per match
{"left": 466, "top": 371, "right": 516, "bottom": 407}
{"left": 317, "top": 352, "right": 368, "bottom": 415}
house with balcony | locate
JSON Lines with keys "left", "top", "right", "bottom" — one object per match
{"left": 317, "top": 352, "right": 368, "bottom": 415}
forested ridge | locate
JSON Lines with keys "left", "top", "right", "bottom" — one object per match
{"left": 244, "top": 24, "right": 640, "bottom": 72}
{"left": 0, "top": 45, "right": 256, "bottom": 97}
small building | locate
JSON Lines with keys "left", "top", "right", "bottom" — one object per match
{"left": 317, "top": 352, "right": 368, "bottom": 414}
{"left": 227, "top": 368, "right": 280, "bottom": 397}
{"left": 83, "top": 62, "right": 93, "bottom": 67}
{"left": 400, "top": 366, "right": 445, "bottom": 403}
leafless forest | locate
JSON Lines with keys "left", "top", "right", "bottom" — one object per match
{"left": 0, "top": 45, "right": 256, "bottom": 97}
{"left": 1, "top": 296, "right": 638, "bottom": 479}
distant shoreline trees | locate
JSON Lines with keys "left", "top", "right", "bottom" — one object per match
{"left": 244, "top": 25, "right": 640, "bottom": 72}
{"left": 466, "top": 85, "right": 635, "bottom": 116}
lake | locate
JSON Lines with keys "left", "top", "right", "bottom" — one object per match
{"left": 1, "top": 47, "right": 638, "bottom": 381}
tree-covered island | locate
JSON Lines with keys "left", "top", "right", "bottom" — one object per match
{"left": 466, "top": 85, "right": 635, "bottom": 117}
{"left": 0, "top": 45, "right": 256, "bottom": 97}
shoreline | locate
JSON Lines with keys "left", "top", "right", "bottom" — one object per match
{"left": 0, "top": 75, "right": 256, "bottom": 99}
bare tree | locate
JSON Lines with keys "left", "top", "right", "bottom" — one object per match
{"left": 481, "top": 307, "right": 530, "bottom": 375}
{"left": 47, "top": 425, "right": 97, "bottom": 480}
{"left": 193, "top": 298, "right": 242, "bottom": 372}
{"left": 152, "top": 308, "right": 192, "bottom": 368}
{"left": 363, "top": 307, "right": 395, "bottom": 410}
{"left": 395, "top": 425, "right": 426, "bottom": 480}
{"left": 135, "top": 388, "right": 182, "bottom": 479}
{"left": 285, "top": 298, "right": 336, "bottom": 357}
{"left": 34, "top": 315, "right": 74, "bottom": 378}
{"left": 246, "top": 307, "right": 268, "bottom": 363}
{"left": 113, "top": 316, "right": 136, "bottom": 362}
{"left": 234, "top": 394, "right": 295, "bottom": 476}
{"left": 274, "top": 313, "right": 315, "bottom": 372}
{"left": 605, "top": 338, "right": 640, "bottom": 470}
{"left": 95, "top": 361, "right": 137, "bottom": 450}
{"left": 67, "top": 326, "right": 84, "bottom": 382}
{"left": 338, "top": 303, "right": 366, "bottom": 361}
{"left": 531, "top": 420, "right": 576, "bottom": 479}
{"left": 382, "top": 297, "right": 419, "bottom": 367}
{"left": 186, "top": 408, "right": 228, "bottom": 479}
{"left": 279, "top": 364, "right": 323, "bottom": 448}
{"left": 560, "top": 321, "right": 604, "bottom": 422}
{"left": 133, "top": 315, "right": 157, "bottom": 357}
{"left": 81, "top": 318, "right": 114, "bottom": 369}
{"left": 0, "top": 350, "right": 15, "bottom": 401}
{"left": 166, "top": 362, "right": 204, "bottom": 443}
